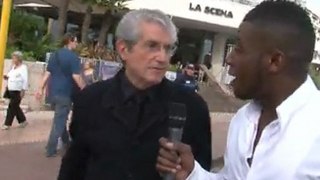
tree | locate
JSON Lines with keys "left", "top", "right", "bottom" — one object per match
{"left": 7, "top": 10, "right": 57, "bottom": 61}
{"left": 8, "top": 10, "right": 46, "bottom": 48}
{"left": 310, "top": 64, "right": 320, "bottom": 89}
{"left": 81, "top": 0, "right": 95, "bottom": 44}
{"left": 96, "top": 0, "right": 129, "bottom": 45}
{"left": 57, "top": 0, "right": 71, "bottom": 39}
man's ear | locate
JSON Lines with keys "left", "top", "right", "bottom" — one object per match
{"left": 267, "top": 49, "right": 286, "bottom": 74}
{"left": 116, "top": 39, "right": 129, "bottom": 60}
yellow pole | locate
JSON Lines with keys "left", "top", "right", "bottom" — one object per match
{"left": 0, "top": 0, "right": 13, "bottom": 93}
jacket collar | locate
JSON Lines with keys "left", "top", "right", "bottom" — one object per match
{"left": 100, "top": 71, "right": 175, "bottom": 136}
{"left": 101, "top": 70, "right": 174, "bottom": 109}
{"left": 100, "top": 71, "right": 123, "bottom": 109}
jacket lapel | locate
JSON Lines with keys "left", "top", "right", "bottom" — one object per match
{"left": 101, "top": 72, "right": 136, "bottom": 130}
{"left": 135, "top": 80, "right": 175, "bottom": 137}
{"left": 113, "top": 104, "right": 140, "bottom": 132}
{"left": 101, "top": 74, "right": 177, "bottom": 135}
{"left": 135, "top": 101, "right": 167, "bottom": 137}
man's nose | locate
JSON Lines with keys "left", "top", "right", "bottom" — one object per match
{"left": 225, "top": 50, "right": 234, "bottom": 66}
{"left": 156, "top": 49, "right": 170, "bottom": 63}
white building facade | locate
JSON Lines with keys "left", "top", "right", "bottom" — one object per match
{"left": 126, "top": 0, "right": 320, "bottom": 84}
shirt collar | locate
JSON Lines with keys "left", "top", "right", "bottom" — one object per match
{"left": 245, "top": 101, "right": 262, "bottom": 124}
{"left": 276, "top": 76, "right": 318, "bottom": 128}
{"left": 246, "top": 76, "right": 318, "bottom": 128}
{"left": 120, "top": 71, "right": 158, "bottom": 104}
{"left": 120, "top": 71, "right": 137, "bottom": 102}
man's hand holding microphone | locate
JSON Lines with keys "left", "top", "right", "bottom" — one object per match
{"left": 156, "top": 137, "right": 195, "bottom": 180}
{"left": 156, "top": 102, "right": 196, "bottom": 180}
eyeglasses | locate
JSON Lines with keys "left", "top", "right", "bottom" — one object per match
{"left": 142, "top": 40, "right": 177, "bottom": 56}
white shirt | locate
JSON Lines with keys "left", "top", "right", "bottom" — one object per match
{"left": 7, "top": 64, "right": 28, "bottom": 91}
{"left": 187, "top": 76, "right": 320, "bottom": 180}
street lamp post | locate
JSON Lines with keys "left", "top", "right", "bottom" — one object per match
{"left": 0, "top": 0, "right": 13, "bottom": 92}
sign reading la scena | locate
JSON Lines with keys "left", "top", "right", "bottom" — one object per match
{"left": 189, "top": 2, "right": 233, "bottom": 19}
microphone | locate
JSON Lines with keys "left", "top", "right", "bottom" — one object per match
{"left": 163, "top": 102, "right": 187, "bottom": 180}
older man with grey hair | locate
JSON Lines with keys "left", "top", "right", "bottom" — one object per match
{"left": 58, "top": 9, "right": 211, "bottom": 180}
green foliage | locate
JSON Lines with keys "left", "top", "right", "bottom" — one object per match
{"left": 8, "top": 10, "right": 46, "bottom": 47}
{"left": 168, "top": 64, "right": 180, "bottom": 72}
{"left": 6, "top": 34, "right": 58, "bottom": 61}
{"left": 29, "top": 34, "right": 59, "bottom": 61}
{"left": 82, "top": 0, "right": 98, "bottom": 4}
{"left": 22, "top": 51, "right": 36, "bottom": 61}
{"left": 95, "top": 0, "right": 130, "bottom": 13}
{"left": 5, "top": 46, "right": 19, "bottom": 59}
{"left": 81, "top": 0, "right": 130, "bottom": 10}
{"left": 6, "top": 10, "right": 57, "bottom": 61}
{"left": 76, "top": 43, "right": 118, "bottom": 61}
{"left": 309, "top": 64, "right": 320, "bottom": 89}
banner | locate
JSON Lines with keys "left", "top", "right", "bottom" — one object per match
{"left": 99, "top": 61, "right": 122, "bottom": 80}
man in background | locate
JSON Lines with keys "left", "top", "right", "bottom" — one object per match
{"left": 174, "top": 64, "right": 199, "bottom": 92}
{"left": 36, "top": 33, "right": 85, "bottom": 157}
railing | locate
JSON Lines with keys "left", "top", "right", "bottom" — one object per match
{"left": 198, "top": 64, "right": 235, "bottom": 97}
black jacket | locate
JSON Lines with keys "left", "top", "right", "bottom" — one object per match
{"left": 58, "top": 72, "right": 211, "bottom": 180}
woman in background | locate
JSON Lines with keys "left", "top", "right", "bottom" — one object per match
{"left": 2, "top": 51, "right": 28, "bottom": 130}
{"left": 82, "top": 61, "right": 97, "bottom": 85}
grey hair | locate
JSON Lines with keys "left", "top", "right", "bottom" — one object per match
{"left": 116, "top": 9, "right": 178, "bottom": 44}
{"left": 11, "top": 51, "right": 23, "bottom": 62}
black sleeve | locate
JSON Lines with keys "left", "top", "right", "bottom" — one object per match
{"left": 182, "top": 93, "right": 212, "bottom": 170}
{"left": 58, "top": 100, "right": 90, "bottom": 180}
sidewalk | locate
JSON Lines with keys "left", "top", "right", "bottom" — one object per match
{"left": 0, "top": 111, "right": 233, "bottom": 179}
{"left": 0, "top": 142, "right": 61, "bottom": 180}
{"left": 0, "top": 111, "right": 61, "bottom": 180}
{"left": 0, "top": 111, "right": 54, "bottom": 146}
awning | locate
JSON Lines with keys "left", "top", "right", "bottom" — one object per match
{"left": 14, "top": 3, "right": 52, "bottom": 8}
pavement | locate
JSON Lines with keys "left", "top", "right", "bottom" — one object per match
{"left": 0, "top": 111, "right": 62, "bottom": 180}
{"left": 0, "top": 101, "right": 237, "bottom": 179}
{"left": 198, "top": 82, "right": 246, "bottom": 112}
{"left": 0, "top": 142, "right": 61, "bottom": 180}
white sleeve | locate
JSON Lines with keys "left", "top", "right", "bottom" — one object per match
{"left": 186, "top": 161, "right": 225, "bottom": 180}
{"left": 21, "top": 65, "right": 28, "bottom": 90}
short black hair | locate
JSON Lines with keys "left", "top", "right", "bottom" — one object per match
{"left": 243, "top": 0, "right": 315, "bottom": 75}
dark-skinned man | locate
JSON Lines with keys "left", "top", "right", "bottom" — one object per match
{"left": 156, "top": 1, "right": 320, "bottom": 179}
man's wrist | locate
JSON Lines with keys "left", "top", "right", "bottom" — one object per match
{"left": 186, "top": 160, "right": 198, "bottom": 180}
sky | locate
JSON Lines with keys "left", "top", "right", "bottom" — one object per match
{"left": 306, "top": 0, "right": 320, "bottom": 17}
